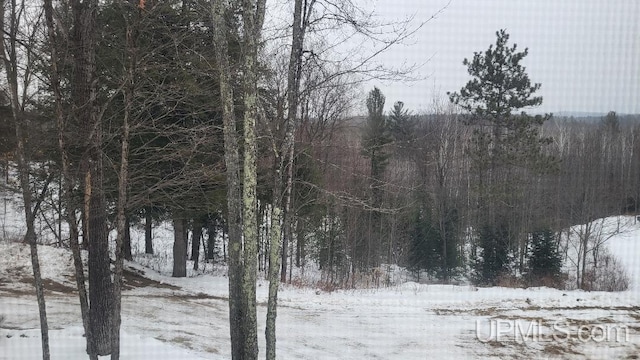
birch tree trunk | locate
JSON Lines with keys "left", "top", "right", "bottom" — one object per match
{"left": 266, "top": 0, "right": 308, "bottom": 358}
{"left": 211, "top": 1, "right": 245, "bottom": 358}
{"left": 212, "top": 0, "right": 265, "bottom": 358}
{"left": 239, "top": 0, "right": 266, "bottom": 356}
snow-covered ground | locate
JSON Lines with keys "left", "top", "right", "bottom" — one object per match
{"left": 1, "top": 196, "right": 640, "bottom": 359}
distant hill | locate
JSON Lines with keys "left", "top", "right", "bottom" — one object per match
{"left": 553, "top": 111, "right": 608, "bottom": 118}
{"left": 551, "top": 113, "right": 640, "bottom": 125}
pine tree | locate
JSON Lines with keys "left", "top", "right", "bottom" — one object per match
{"left": 408, "top": 207, "right": 439, "bottom": 277}
{"left": 528, "top": 229, "right": 562, "bottom": 287}
{"left": 440, "top": 207, "right": 461, "bottom": 280}
{"left": 407, "top": 203, "right": 459, "bottom": 280}
{"left": 449, "top": 29, "right": 557, "bottom": 278}
{"left": 474, "top": 223, "right": 510, "bottom": 286}
{"left": 388, "top": 101, "right": 415, "bottom": 152}
{"left": 448, "top": 29, "right": 555, "bottom": 173}
{"left": 362, "top": 87, "right": 391, "bottom": 185}
{"left": 601, "top": 111, "right": 620, "bottom": 134}
{"left": 361, "top": 87, "right": 391, "bottom": 268}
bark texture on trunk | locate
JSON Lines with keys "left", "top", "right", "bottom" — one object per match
{"left": 192, "top": 218, "right": 203, "bottom": 270}
{"left": 206, "top": 220, "right": 216, "bottom": 261}
{"left": 123, "top": 218, "right": 132, "bottom": 261}
{"left": 87, "top": 162, "right": 114, "bottom": 356}
{"left": 71, "top": 0, "right": 113, "bottom": 355}
{"left": 239, "top": 1, "right": 267, "bottom": 357}
{"left": 145, "top": 208, "right": 153, "bottom": 254}
{"left": 212, "top": 1, "right": 266, "bottom": 358}
{"left": 172, "top": 217, "right": 187, "bottom": 277}
{"left": 211, "top": 2, "right": 244, "bottom": 358}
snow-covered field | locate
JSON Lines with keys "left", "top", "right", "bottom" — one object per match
{"left": 1, "top": 193, "right": 640, "bottom": 359}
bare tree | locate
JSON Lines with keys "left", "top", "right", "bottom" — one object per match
{"left": 110, "top": 1, "right": 141, "bottom": 358}
{"left": 43, "top": 0, "right": 95, "bottom": 357}
{"left": 0, "top": 1, "right": 50, "bottom": 358}
{"left": 265, "top": 0, "right": 310, "bottom": 357}
{"left": 411, "top": 100, "right": 467, "bottom": 281}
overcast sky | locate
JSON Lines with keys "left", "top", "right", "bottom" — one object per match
{"left": 356, "top": 0, "right": 639, "bottom": 115}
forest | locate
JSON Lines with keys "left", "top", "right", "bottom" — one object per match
{"left": 0, "top": 0, "right": 638, "bottom": 359}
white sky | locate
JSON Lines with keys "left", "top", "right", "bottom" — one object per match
{"left": 354, "top": 0, "right": 639, "bottom": 115}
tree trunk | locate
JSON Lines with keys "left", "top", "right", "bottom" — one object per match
{"left": 172, "top": 217, "right": 187, "bottom": 277}
{"left": 266, "top": 205, "right": 283, "bottom": 360}
{"left": 267, "top": 0, "right": 307, "bottom": 357}
{"left": 26, "top": 226, "right": 50, "bottom": 360}
{"left": 71, "top": 0, "right": 113, "bottom": 354}
{"left": 87, "top": 161, "right": 114, "bottom": 356}
{"left": 111, "top": 125, "right": 129, "bottom": 359}
{"left": 223, "top": 228, "right": 227, "bottom": 262}
{"left": 81, "top": 208, "right": 88, "bottom": 250}
{"left": 213, "top": 1, "right": 266, "bottom": 358}
{"left": 111, "top": 5, "right": 135, "bottom": 356}
{"left": 192, "top": 218, "right": 203, "bottom": 270}
{"left": 295, "top": 218, "right": 304, "bottom": 268}
{"left": 280, "top": 209, "right": 289, "bottom": 283}
{"left": 58, "top": 179, "right": 63, "bottom": 247}
{"left": 145, "top": 208, "right": 153, "bottom": 254}
{"left": 206, "top": 220, "right": 216, "bottom": 261}
{"left": 211, "top": 2, "right": 245, "bottom": 357}
{"left": 2, "top": 0, "right": 51, "bottom": 353}
{"left": 44, "top": 0, "right": 94, "bottom": 356}
{"left": 240, "top": 12, "right": 260, "bottom": 360}
{"left": 124, "top": 218, "right": 132, "bottom": 261}
{"left": 580, "top": 222, "right": 591, "bottom": 290}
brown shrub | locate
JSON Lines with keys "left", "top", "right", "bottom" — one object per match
{"left": 592, "top": 253, "right": 630, "bottom": 292}
{"left": 496, "top": 273, "right": 525, "bottom": 288}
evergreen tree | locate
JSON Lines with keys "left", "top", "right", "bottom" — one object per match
{"left": 440, "top": 207, "right": 461, "bottom": 279}
{"left": 528, "top": 229, "right": 562, "bottom": 287}
{"left": 407, "top": 203, "right": 459, "bottom": 280}
{"left": 448, "top": 29, "right": 555, "bottom": 172}
{"left": 388, "top": 101, "right": 416, "bottom": 153}
{"left": 601, "top": 111, "right": 620, "bottom": 134}
{"left": 449, "top": 29, "right": 556, "bottom": 278}
{"left": 474, "top": 222, "right": 510, "bottom": 286}
{"left": 408, "top": 207, "right": 439, "bottom": 276}
{"left": 362, "top": 87, "right": 391, "bottom": 184}
{"left": 360, "top": 87, "right": 391, "bottom": 268}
